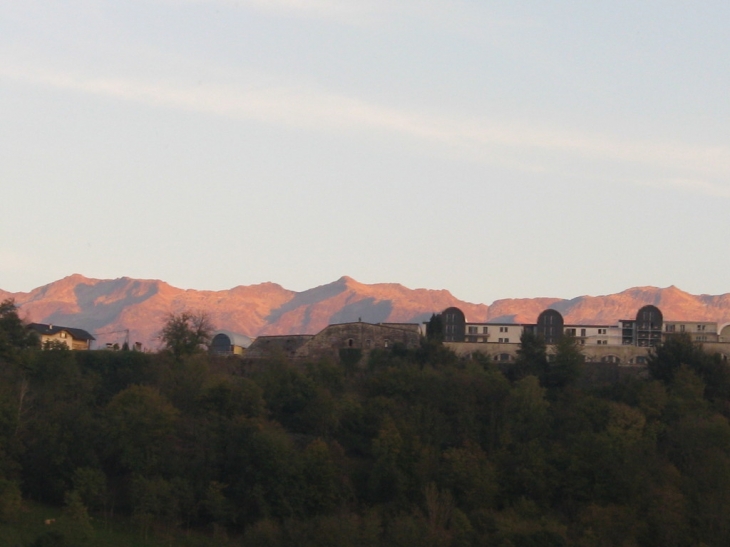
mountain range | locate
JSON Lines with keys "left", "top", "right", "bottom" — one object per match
{"left": 3, "top": 274, "right": 730, "bottom": 350}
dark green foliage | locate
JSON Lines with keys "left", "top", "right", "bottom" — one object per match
{"left": 104, "top": 385, "right": 179, "bottom": 476}
{"left": 5, "top": 326, "right": 730, "bottom": 546}
{"left": 198, "top": 376, "right": 265, "bottom": 419}
{"left": 0, "top": 298, "right": 39, "bottom": 361}
{"left": 649, "top": 333, "right": 707, "bottom": 383}
{"left": 28, "top": 531, "right": 67, "bottom": 547}
{"left": 0, "top": 478, "right": 22, "bottom": 522}
{"left": 425, "top": 313, "right": 443, "bottom": 342}
{"left": 649, "top": 333, "right": 730, "bottom": 406}
{"left": 544, "top": 335, "right": 584, "bottom": 389}
{"left": 338, "top": 348, "right": 363, "bottom": 372}
{"left": 511, "top": 330, "right": 548, "bottom": 382}
{"left": 415, "top": 337, "right": 460, "bottom": 368}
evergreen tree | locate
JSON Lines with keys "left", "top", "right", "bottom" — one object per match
{"left": 0, "top": 298, "right": 39, "bottom": 361}
{"left": 511, "top": 330, "right": 548, "bottom": 382}
{"left": 426, "top": 313, "right": 444, "bottom": 343}
{"left": 544, "top": 334, "right": 584, "bottom": 389}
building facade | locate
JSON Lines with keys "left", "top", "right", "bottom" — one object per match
{"left": 28, "top": 323, "right": 95, "bottom": 350}
{"left": 437, "top": 305, "right": 730, "bottom": 365}
{"left": 246, "top": 322, "right": 421, "bottom": 363}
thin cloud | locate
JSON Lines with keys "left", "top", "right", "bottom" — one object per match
{"left": 156, "top": 0, "right": 531, "bottom": 33}
{"left": 2, "top": 60, "right": 729, "bottom": 197}
{"left": 158, "top": 0, "right": 382, "bottom": 23}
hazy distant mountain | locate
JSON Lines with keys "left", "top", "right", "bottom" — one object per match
{"left": 3, "top": 274, "right": 730, "bottom": 350}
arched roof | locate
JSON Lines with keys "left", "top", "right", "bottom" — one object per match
{"left": 536, "top": 308, "right": 564, "bottom": 326}
{"left": 441, "top": 307, "right": 466, "bottom": 322}
{"left": 212, "top": 330, "right": 253, "bottom": 348}
{"left": 636, "top": 305, "right": 663, "bottom": 325}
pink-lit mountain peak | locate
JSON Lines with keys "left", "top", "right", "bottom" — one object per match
{"left": 3, "top": 276, "right": 730, "bottom": 349}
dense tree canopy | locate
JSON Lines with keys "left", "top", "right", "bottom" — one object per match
{"left": 2, "top": 313, "right": 730, "bottom": 546}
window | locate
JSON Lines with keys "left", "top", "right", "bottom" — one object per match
{"left": 384, "top": 339, "right": 390, "bottom": 348}
{"left": 499, "top": 326, "right": 507, "bottom": 333}
{"left": 666, "top": 325, "right": 675, "bottom": 332}
{"left": 597, "top": 328, "right": 607, "bottom": 335}
{"left": 365, "top": 339, "right": 372, "bottom": 348}
{"left": 468, "top": 326, "right": 477, "bottom": 334}
{"left": 698, "top": 324, "right": 706, "bottom": 331}
{"left": 581, "top": 328, "right": 586, "bottom": 337}
{"left": 680, "top": 325, "right": 685, "bottom": 332}
{"left": 60, "top": 331, "right": 67, "bottom": 338}
{"left": 566, "top": 328, "right": 576, "bottom": 336}
{"left": 347, "top": 338, "right": 354, "bottom": 347}
{"left": 483, "top": 326, "right": 488, "bottom": 334}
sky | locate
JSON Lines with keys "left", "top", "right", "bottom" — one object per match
{"left": 1, "top": 0, "right": 729, "bottom": 304}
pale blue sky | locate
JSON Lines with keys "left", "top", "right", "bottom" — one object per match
{"left": 1, "top": 0, "right": 729, "bottom": 304}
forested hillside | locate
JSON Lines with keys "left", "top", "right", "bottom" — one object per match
{"left": 3, "top": 300, "right": 730, "bottom": 546}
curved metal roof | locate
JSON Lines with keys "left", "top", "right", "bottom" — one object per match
{"left": 211, "top": 330, "right": 253, "bottom": 348}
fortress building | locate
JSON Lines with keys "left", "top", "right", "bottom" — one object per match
{"left": 245, "top": 321, "right": 421, "bottom": 362}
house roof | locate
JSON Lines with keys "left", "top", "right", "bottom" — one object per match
{"left": 28, "top": 323, "right": 96, "bottom": 341}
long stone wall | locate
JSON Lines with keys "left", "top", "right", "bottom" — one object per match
{"left": 245, "top": 335, "right": 314, "bottom": 359}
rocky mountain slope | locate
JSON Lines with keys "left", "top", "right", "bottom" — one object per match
{"left": 3, "top": 274, "right": 730, "bottom": 350}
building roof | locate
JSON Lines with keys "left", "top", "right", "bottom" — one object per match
{"left": 28, "top": 323, "right": 96, "bottom": 341}
{"left": 211, "top": 330, "right": 253, "bottom": 348}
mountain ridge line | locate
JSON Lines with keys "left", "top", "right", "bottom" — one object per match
{"left": 2, "top": 274, "right": 729, "bottom": 350}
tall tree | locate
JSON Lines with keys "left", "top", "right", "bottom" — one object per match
{"left": 426, "top": 314, "right": 444, "bottom": 343}
{"left": 544, "top": 335, "right": 584, "bottom": 389}
{"left": 0, "top": 299, "right": 39, "bottom": 361}
{"left": 511, "top": 330, "right": 548, "bottom": 382}
{"left": 159, "top": 311, "right": 214, "bottom": 359}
